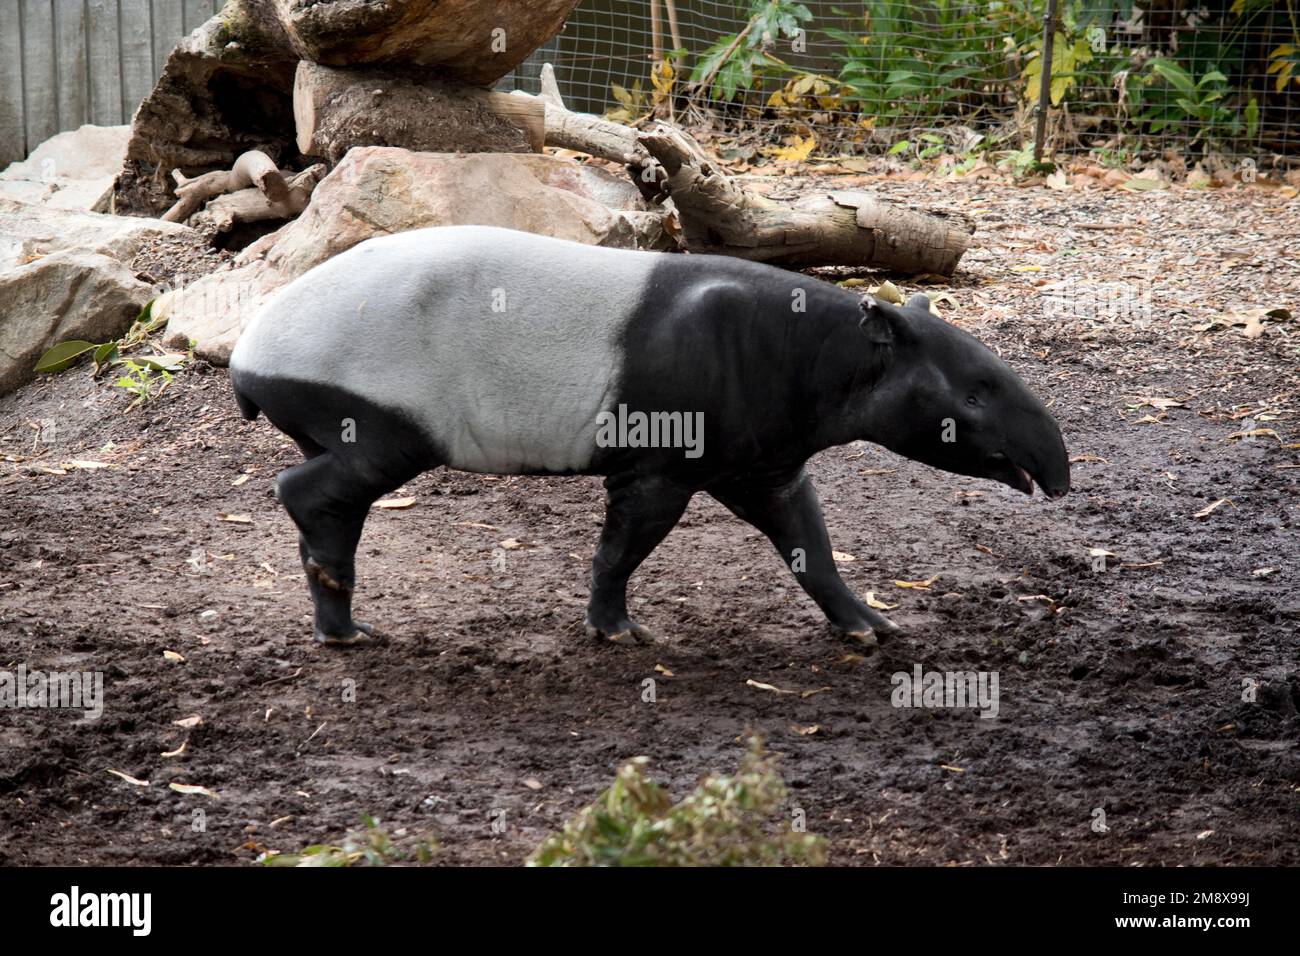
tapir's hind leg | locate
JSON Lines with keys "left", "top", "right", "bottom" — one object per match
{"left": 709, "top": 469, "right": 900, "bottom": 645}
{"left": 274, "top": 452, "right": 415, "bottom": 647}
{"left": 586, "top": 474, "right": 694, "bottom": 645}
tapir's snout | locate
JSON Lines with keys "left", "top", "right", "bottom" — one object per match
{"left": 993, "top": 406, "right": 1070, "bottom": 500}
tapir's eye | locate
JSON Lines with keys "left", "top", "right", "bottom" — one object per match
{"left": 965, "top": 394, "right": 979, "bottom": 407}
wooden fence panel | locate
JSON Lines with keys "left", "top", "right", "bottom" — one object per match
{"left": 1, "top": 0, "right": 217, "bottom": 163}
{"left": 0, "top": 0, "right": 26, "bottom": 164}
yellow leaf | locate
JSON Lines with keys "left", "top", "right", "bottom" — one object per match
{"left": 865, "top": 592, "right": 898, "bottom": 610}
{"left": 894, "top": 575, "right": 939, "bottom": 589}
{"left": 832, "top": 550, "right": 856, "bottom": 563}
{"left": 770, "top": 135, "right": 817, "bottom": 162}
{"left": 375, "top": 496, "right": 417, "bottom": 510}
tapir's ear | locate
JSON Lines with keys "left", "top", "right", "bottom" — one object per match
{"left": 858, "top": 296, "right": 900, "bottom": 346}
{"left": 905, "top": 292, "right": 934, "bottom": 313}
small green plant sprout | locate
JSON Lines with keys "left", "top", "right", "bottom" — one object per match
{"left": 33, "top": 298, "right": 188, "bottom": 408}
{"left": 259, "top": 815, "right": 438, "bottom": 867}
{"left": 996, "top": 142, "right": 1054, "bottom": 178}
{"left": 527, "top": 737, "right": 827, "bottom": 867}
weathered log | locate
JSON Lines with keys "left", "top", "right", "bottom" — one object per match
{"left": 293, "top": 61, "right": 543, "bottom": 162}
{"left": 638, "top": 125, "right": 974, "bottom": 273}
{"left": 525, "top": 66, "right": 974, "bottom": 274}
{"left": 259, "top": 0, "right": 581, "bottom": 85}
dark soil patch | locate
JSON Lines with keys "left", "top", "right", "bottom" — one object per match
{"left": 1, "top": 180, "right": 1297, "bottom": 865}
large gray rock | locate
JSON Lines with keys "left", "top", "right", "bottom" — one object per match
{"left": 0, "top": 195, "right": 195, "bottom": 395}
{"left": 0, "top": 125, "right": 131, "bottom": 213}
{"left": 163, "top": 148, "right": 670, "bottom": 363}
{"left": 0, "top": 197, "right": 189, "bottom": 270}
{"left": 0, "top": 251, "right": 152, "bottom": 394}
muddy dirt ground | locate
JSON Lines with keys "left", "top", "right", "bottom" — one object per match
{"left": 1, "top": 177, "right": 1297, "bottom": 866}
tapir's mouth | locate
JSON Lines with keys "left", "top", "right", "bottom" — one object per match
{"left": 985, "top": 452, "right": 1070, "bottom": 499}
{"left": 987, "top": 452, "right": 1036, "bottom": 497}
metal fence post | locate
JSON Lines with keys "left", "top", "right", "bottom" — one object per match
{"left": 1033, "top": 0, "right": 1060, "bottom": 163}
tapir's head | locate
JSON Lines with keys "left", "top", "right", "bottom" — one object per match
{"left": 859, "top": 293, "right": 1070, "bottom": 498}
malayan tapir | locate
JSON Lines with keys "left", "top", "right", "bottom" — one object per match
{"left": 229, "top": 225, "right": 1069, "bottom": 647}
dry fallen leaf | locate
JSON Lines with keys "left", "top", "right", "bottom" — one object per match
{"left": 522, "top": 777, "right": 543, "bottom": 791}
{"left": 865, "top": 592, "right": 898, "bottom": 610}
{"left": 1228, "top": 428, "right": 1281, "bottom": 442}
{"left": 832, "top": 550, "right": 856, "bottom": 563}
{"left": 746, "top": 679, "right": 796, "bottom": 695}
{"left": 172, "top": 715, "right": 204, "bottom": 729}
{"left": 375, "top": 497, "right": 417, "bottom": 510}
{"left": 169, "top": 783, "right": 220, "bottom": 799}
{"left": 61, "top": 460, "right": 112, "bottom": 470}
{"left": 793, "top": 724, "right": 820, "bottom": 736}
{"left": 1193, "top": 498, "right": 1233, "bottom": 518}
{"left": 217, "top": 513, "right": 252, "bottom": 524}
{"left": 654, "top": 663, "right": 674, "bottom": 677}
{"left": 163, "top": 650, "right": 185, "bottom": 662}
{"left": 499, "top": 538, "right": 524, "bottom": 550}
{"left": 894, "top": 575, "right": 939, "bottom": 589}
{"left": 1130, "top": 396, "right": 1185, "bottom": 411}
{"left": 161, "top": 741, "right": 188, "bottom": 759}
{"left": 871, "top": 280, "right": 905, "bottom": 304}
{"left": 107, "top": 769, "right": 151, "bottom": 787}
{"left": 231, "top": 474, "right": 250, "bottom": 487}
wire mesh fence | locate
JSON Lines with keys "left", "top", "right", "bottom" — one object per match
{"left": 505, "top": 0, "right": 1300, "bottom": 164}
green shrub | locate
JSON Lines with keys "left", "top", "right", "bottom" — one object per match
{"left": 528, "top": 739, "right": 826, "bottom": 867}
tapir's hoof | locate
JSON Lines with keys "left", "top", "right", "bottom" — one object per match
{"left": 314, "top": 621, "right": 387, "bottom": 648}
{"left": 585, "top": 620, "right": 655, "bottom": 646}
{"left": 845, "top": 629, "right": 880, "bottom": 648}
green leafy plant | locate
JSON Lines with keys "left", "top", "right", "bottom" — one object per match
{"left": 33, "top": 299, "right": 188, "bottom": 407}
{"left": 260, "top": 816, "right": 438, "bottom": 867}
{"left": 690, "top": 0, "right": 814, "bottom": 103}
{"left": 828, "top": 0, "right": 1038, "bottom": 123}
{"left": 113, "top": 361, "right": 175, "bottom": 410}
{"left": 1138, "top": 58, "right": 1257, "bottom": 145}
{"left": 528, "top": 738, "right": 826, "bottom": 867}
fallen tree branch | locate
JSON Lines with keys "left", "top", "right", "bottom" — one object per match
{"left": 162, "top": 150, "right": 289, "bottom": 223}
{"left": 191, "top": 164, "right": 327, "bottom": 233}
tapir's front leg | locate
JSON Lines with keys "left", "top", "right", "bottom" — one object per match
{"left": 586, "top": 473, "right": 695, "bottom": 645}
{"left": 709, "top": 469, "right": 900, "bottom": 644}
